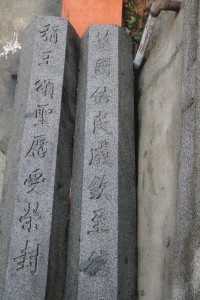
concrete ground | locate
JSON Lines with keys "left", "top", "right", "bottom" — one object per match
{"left": 0, "top": 0, "right": 61, "bottom": 199}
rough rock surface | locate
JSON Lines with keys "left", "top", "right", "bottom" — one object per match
{"left": 0, "top": 152, "right": 6, "bottom": 201}
{"left": 137, "top": 2, "right": 183, "bottom": 300}
{"left": 172, "top": 1, "right": 200, "bottom": 299}
{"left": 0, "top": 0, "right": 62, "bottom": 154}
{"left": 1, "top": 16, "right": 79, "bottom": 300}
{"left": 65, "top": 24, "right": 137, "bottom": 300}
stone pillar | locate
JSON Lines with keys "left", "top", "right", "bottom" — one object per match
{"left": 65, "top": 25, "right": 136, "bottom": 300}
{"left": 172, "top": 0, "right": 200, "bottom": 299}
{"left": 1, "top": 16, "right": 79, "bottom": 300}
{"left": 137, "top": 4, "right": 184, "bottom": 299}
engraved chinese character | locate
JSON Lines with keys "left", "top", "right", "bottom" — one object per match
{"left": 80, "top": 250, "right": 108, "bottom": 276}
{"left": 34, "top": 104, "right": 53, "bottom": 126}
{"left": 89, "top": 141, "right": 112, "bottom": 167}
{"left": 38, "top": 51, "right": 54, "bottom": 66}
{"left": 94, "top": 111, "right": 112, "bottom": 135}
{"left": 19, "top": 202, "right": 41, "bottom": 232}
{"left": 90, "top": 87, "right": 111, "bottom": 104}
{"left": 13, "top": 240, "right": 28, "bottom": 271}
{"left": 95, "top": 58, "right": 110, "bottom": 76}
{"left": 87, "top": 208, "right": 108, "bottom": 234}
{"left": 39, "top": 24, "right": 59, "bottom": 43}
{"left": 26, "top": 135, "right": 47, "bottom": 158}
{"left": 96, "top": 30, "right": 110, "bottom": 50}
{"left": 35, "top": 79, "right": 54, "bottom": 99}
{"left": 88, "top": 175, "right": 111, "bottom": 200}
{"left": 13, "top": 240, "right": 40, "bottom": 275}
{"left": 24, "top": 168, "right": 45, "bottom": 194}
{"left": 29, "top": 244, "right": 40, "bottom": 275}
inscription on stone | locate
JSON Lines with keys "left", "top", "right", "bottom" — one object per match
{"left": 93, "top": 112, "right": 112, "bottom": 135}
{"left": 96, "top": 31, "right": 110, "bottom": 50}
{"left": 89, "top": 140, "right": 112, "bottom": 167}
{"left": 65, "top": 25, "right": 136, "bottom": 300}
{"left": 39, "top": 24, "right": 59, "bottom": 43}
{"left": 2, "top": 16, "right": 79, "bottom": 300}
{"left": 88, "top": 175, "right": 111, "bottom": 201}
{"left": 90, "top": 86, "right": 111, "bottom": 104}
{"left": 13, "top": 241, "right": 40, "bottom": 275}
{"left": 24, "top": 168, "right": 46, "bottom": 194}
{"left": 87, "top": 208, "right": 108, "bottom": 235}
{"left": 95, "top": 58, "right": 111, "bottom": 76}
{"left": 38, "top": 51, "right": 55, "bottom": 66}
{"left": 19, "top": 202, "right": 41, "bottom": 232}
{"left": 26, "top": 135, "right": 47, "bottom": 158}
{"left": 35, "top": 79, "right": 54, "bottom": 99}
{"left": 80, "top": 251, "right": 108, "bottom": 277}
{"left": 34, "top": 104, "right": 53, "bottom": 126}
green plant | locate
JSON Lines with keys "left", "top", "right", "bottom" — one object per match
{"left": 125, "top": 1, "right": 137, "bottom": 29}
{"left": 123, "top": 0, "right": 150, "bottom": 43}
{"left": 126, "top": 14, "right": 137, "bottom": 29}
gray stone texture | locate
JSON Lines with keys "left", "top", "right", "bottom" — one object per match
{"left": 65, "top": 25, "right": 136, "bottom": 300}
{"left": 172, "top": 0, "right": 200, "bottom": 299}
{"left": 1, "top": 16, "right": 79, "bottom": 300}
{"left": 137, "top": 0, "right": 200, "bottom": 299}
{"left": 0, "top": 152, "right": 6, "bottom": 202}
{"left": 0, "top": 0, "right": 62, "bottom": 154}
{"left": 137, "top": 2, "right": 184, "bottom": 300}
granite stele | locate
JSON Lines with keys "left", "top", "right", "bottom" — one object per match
{"left": 65, "top": 25, "right": 137, "bottom": 300}
{"left": 1, "top": 16, "right": 79, "bottom": 300}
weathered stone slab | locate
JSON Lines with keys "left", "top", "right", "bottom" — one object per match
{"left": 172, "top": 0, "right": 200, "bottom": 299}
{"left": 1, "top": 16, "right": 79, "bottom": 300}
{"left": 137, "top": 7, "right": 184, "bottom": 300}
{"left": 65, "top": 25, "right": 136, "bottom": 299}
